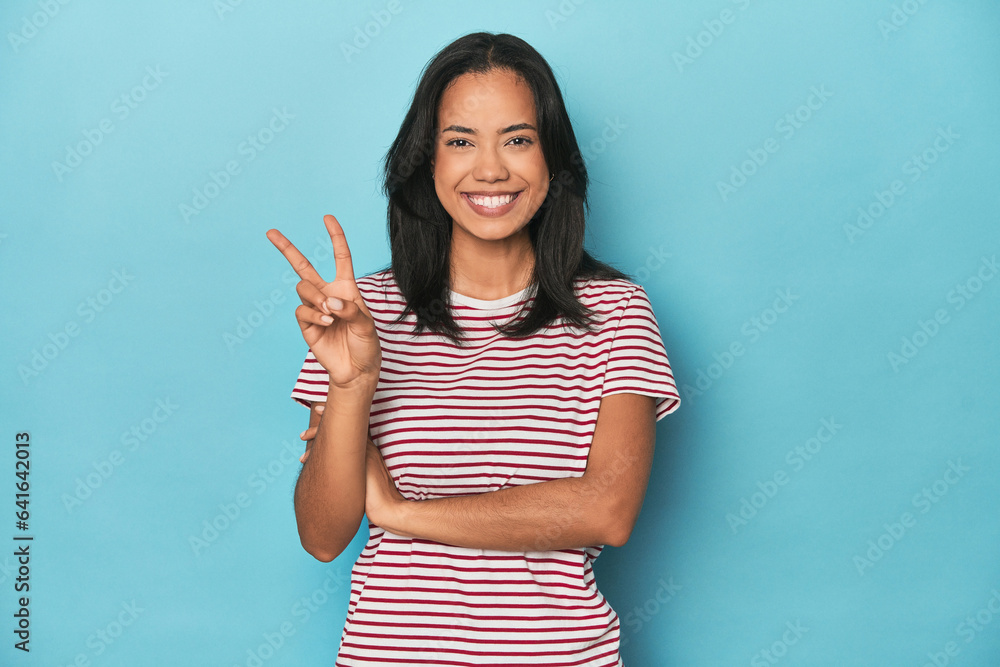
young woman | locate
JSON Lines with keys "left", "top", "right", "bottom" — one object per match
{"left": 266, "top": 32, "right": 680, "bottom": 667}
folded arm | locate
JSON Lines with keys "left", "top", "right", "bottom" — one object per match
{"left": 364, "top": 392, "right": 658, "bottom": 551}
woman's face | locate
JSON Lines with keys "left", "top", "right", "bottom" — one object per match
{"left": 431, "top": 68, "right": 549, "bottom": 247}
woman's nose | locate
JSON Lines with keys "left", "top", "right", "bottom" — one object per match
{"left": 472, "top": 147, "right": 508, "bottom": 182}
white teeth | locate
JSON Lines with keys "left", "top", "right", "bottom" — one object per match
{"left": 468, "top": 193, "right": 516, "bottom": 208}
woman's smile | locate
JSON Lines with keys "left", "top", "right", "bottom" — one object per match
{"left": 461, "top": 190, "right": 523, "bottom": 217}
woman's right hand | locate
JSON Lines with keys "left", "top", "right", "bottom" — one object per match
{"left": 266, "top": 214, "right": 382, "bottom": 389}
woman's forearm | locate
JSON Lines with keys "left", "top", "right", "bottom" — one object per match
{"left": 380, "top": 450, "right": 638, "bottom": 551}
{"left": 293, "top": 381, "right": 376, "bottom": 561}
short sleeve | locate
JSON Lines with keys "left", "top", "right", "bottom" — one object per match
{"left": 601, "top": 285, "right": 681, "bottom": 421}
{"left": 290, "top": 349, "right": 330, "bottom": 408}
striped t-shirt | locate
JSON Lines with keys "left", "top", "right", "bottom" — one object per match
{"left": 290, "top": 269, "right": 680, "bottom": 666}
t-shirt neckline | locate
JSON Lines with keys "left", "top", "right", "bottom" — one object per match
{"left": 448, "top": 283, "right": 535, "bottom": 310}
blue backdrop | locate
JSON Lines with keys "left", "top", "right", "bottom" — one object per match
{"left": 2, "top": 1, "right": 998, "bottom": 665}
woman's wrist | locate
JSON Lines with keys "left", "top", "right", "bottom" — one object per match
{"left": 383, "top": 496, "right": 415, "bottom": 537}
{"left": 326, "top": 374, "right": 378, "bottom": 403}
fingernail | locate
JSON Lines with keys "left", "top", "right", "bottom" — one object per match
{"left": 327, "top": 297, "right": 344, "bottom": 310}
{"left": 299, "top": 430, "right": 307, "bottom": 439}
{"left": 315, "top": 404, "right": 325, "bottom": 413}
{"left": 321, "top": 315, "right": 333, "bottom": 324}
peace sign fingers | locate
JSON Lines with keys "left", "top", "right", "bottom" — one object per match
{"left": 323, "top": 214, "right": 356, "bottom": 285}
{"left": 267, "top": 214, "right": 382, "bottom": 388}
{"left": 265, "top": 228, "right": 328, "bottom": 290}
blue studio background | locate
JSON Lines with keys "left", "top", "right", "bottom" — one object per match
{"left": 1, "top": 1, "right": 998, "bottom": 665}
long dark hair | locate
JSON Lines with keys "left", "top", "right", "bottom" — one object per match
{"left": 380, "top": 31, "right": 629, "bottom": 344}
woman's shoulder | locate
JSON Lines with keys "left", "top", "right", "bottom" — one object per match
{"left": 572, "top": 275, "right": 644, "bottom": 304}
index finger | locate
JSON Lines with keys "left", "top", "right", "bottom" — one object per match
{"left": 324, "top": 214, "right": 355, "bottom": 283}
{"left": 265, "top": 228, "right": 327, "bottom": 287}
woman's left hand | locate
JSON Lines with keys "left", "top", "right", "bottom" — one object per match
{"left": 364, "top": 440, "right": 407, "bottom": 529}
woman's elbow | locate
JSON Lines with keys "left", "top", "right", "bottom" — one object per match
{"left": 300, "top": 534, "right": 345, "bottom": 563}
{"left": 604, "top": 521, "right": 635, "bottom": 548}
{"left": 304, "top": 545, "right": 337, "bottom": 563}
{"left": 297, "top": 519, "right": 358, "bottom": 563}
{"left": 602, "top": 501, "right": 642, "bottom": 547}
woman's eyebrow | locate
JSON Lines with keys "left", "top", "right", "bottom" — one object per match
{"left": 441, "top": 123, "right": 537, "bottom": 135}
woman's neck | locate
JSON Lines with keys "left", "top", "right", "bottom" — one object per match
{"left": 448, "top": 228, "right": 535, "bottom": 301}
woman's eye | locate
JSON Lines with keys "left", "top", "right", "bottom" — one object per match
{"left": 444, "top": 137, "right": 532, "bottom": 148}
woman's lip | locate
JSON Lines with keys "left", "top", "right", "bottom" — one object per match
{"left": 462, "top": 191, "right": 522, "bottom": 196}
{"left": 462, "top": 191, "right": 522, "bottom": 217}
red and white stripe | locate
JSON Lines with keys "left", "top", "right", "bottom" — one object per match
{"left": 291, "top": 270, "right": 679, "bottom": 665}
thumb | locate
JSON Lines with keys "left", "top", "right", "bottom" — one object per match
{"left": 325, "top": 296, "right": 366, "bottom": 324}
